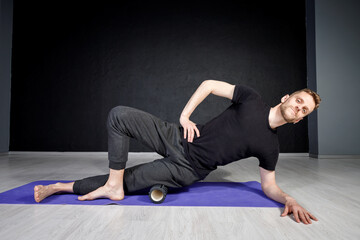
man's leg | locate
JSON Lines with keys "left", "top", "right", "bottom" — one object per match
{"left": 34, "top": 175, "right": 109, "bottom": 203}
{"left": 78, "top": 105, "right": 187, "bottom": 201}
{"left": 33, "top": 106, "right": 190, "bottom": 202}
{"left": 73, "top": 156, "right": 199, "bottom": 197}
{"left": 34, "top": 182, "right": 74, "bottom": 203}
{"left": 34, "top": 153, "right": 199, "bottom": 203}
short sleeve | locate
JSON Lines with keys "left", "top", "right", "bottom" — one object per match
{"left": 258, "top": 151, "right": 279, "bottom": 171}
{"left": 231, "top": 85, "right": 261, "bottom": 104}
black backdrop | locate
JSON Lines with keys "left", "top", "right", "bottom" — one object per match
{"left": 10, "top": 0, "right": 308, "bottom": 152}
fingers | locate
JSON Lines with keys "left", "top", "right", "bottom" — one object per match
{"left": 308, "top": 212, "right": 318, "bottom": 221}
{"left": 184, "top": 128, "right": 192, "bottom": 141}
{"left": 296, "top": 210, "right": 317, "bottom": 224}
{"left": 281, "top": 206, "right": 289, "bottom": 217}
{"left": 195, "top": 126, "right": 200, "bottom": 138}
{"left": 189, "top": 127, "right": 194, "bottom": 142}
{"left": 299, "top": 211, "right": 310, "bottom": 224}
{"left": 282, "top": 205, "right": 318, "bottom": 224}
{"left": 184, "top": 128, "right": 191, "bottom": 142}
{"left": 189, "top": 126, "right": 200, "bottom": 142}
{"left": 293, "top": 210, "right": 301, "bottom": 223}
{"left": 184, "top": 125, "right": 200, "bottom": 143}
{"left": 304, "top": 212, "right": 312, "bottom": 224}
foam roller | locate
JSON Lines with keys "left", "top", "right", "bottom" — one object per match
{"left": 149, "top": 184, "right": 168, "bottom": 204}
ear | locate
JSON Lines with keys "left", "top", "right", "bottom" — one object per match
{"left": 281, "top": 94, "right": 290, "bottom": 103}
{"left": 293, "top": 118, "right": 303, "bottom": 124}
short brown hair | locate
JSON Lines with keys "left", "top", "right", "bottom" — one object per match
{"left": 290, "top": 88, "right": 321, "bottom": 110}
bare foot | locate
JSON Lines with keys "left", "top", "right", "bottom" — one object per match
{"left": 34, "top": 182, "right": 74, "bottom": 203}
{"left": 34, "top": 184, "right": 58, "bottom": 203}
{"left": 78, "top": 184, "right": 124, "bottom": 201}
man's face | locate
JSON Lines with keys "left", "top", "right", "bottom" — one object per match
{"left": 280, "top": 91, "right": 316, "bottom": 124}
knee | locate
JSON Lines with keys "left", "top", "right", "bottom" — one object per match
{"left": 175, "top": 172, "right": 199, "bottom": 187}
{"left": 178, "top": 178, "right": 197, "bottom": 187}
{"left": 108, "top": 106, "right": 131, "bottom": 121}
{"left": 109, "top": 105, "right": 128, "bottom": 114}
{"left": 107, "top": 106, "right": 133, "bottom": 129}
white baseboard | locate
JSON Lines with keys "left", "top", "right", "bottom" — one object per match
{"left": 8, "top": 151, "right": 360, "bottom": 159}
{"left": 279, "top": 153, "right": 309, "bottom": 157}
{"left": 8, "top": 151, "right": 160, "bottom": 156}
{"left": 310, "top": 154, "right": 360, "bottom": 159}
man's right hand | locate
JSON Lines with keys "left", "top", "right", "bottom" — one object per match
{"left": 180, "top": 115, "right": 200, "bottom": 143}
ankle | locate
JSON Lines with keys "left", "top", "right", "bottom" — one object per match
{"left": 53, "top": 182, "right": 73, "bottom": 192}
{"left": 106, "top": 181, "right": 123, "bottom": 189}
{"left": 52, "top": 182, "right": 63, "bottom": 191}
{"left": 107, "top": 169, "right": 125, "bottom": 188}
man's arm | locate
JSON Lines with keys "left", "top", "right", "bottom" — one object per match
{"left": 259, "top": 167, "right": 318, "bottom": 224}
{"left": 180, "top": 80, "right": 235, "bottom": 142}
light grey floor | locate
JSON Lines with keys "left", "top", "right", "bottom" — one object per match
{"left": 0, "top": 152, "right": 359, "bottom": 240}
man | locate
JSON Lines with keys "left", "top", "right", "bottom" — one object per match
{"left": 34, "top": 80, "right": 320, "bottom": 224}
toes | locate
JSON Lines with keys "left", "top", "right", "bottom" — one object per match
{"left": 34, "top": 186, "right": 39, "bottom": 202}
{"left": 78, "top": 194, "right": 91, "bottom": 201}
{"left": 78, "top": 187, "right": 106, "bottom": 201}
{"left": 77, "top": 186, "right": 124, "bottom": 201}
{"left": 34, "top": 194, "right": 40, "bottom": 203}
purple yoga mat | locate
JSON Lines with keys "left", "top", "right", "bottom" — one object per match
{"left": 0, "top": 181, "right": 284, "bottom": 207}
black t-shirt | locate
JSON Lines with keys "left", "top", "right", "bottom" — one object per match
{"left": 180, "top": 84, "right": 279, "bottom": 179}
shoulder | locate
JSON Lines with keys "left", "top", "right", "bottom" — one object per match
{"left": 231, "top": 85, "right": 261, "bottom": 104}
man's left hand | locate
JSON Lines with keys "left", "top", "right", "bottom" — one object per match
{"left": 281, "top": 199, "right": 318, "bottom": 224}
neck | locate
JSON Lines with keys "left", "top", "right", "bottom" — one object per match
{"left": 269, "top": 103, "right": 287, "bottom": 129}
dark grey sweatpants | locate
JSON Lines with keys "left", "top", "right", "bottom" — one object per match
{"left": 73, "top": 106, "right": 200, "bottom": 194}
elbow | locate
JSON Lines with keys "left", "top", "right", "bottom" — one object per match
{"left": 202, "top": 79, "right": 219, "bottom": 85}
{"left": 201, "top": 80, "right": 214, "bottom": 93}
{"left": 261, "top": 183, "right": 277, "bottom": 193}
{"left": 261, "top": 184, "right": 268, "bottom": 193}
{"left": 202, "top": 80, "right": 213, "bottom": 85}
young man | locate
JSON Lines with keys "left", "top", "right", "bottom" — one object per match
{"left": 34, "top": 80, "right": 321, "bottom": 224}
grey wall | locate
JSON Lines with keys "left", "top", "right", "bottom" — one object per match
{"left": 10, "top": 1, "right": 309, "bottom": 153}
{"left": 306, "top": 0, "right": 319, "bottom": 156}
{"left": 0, "top": 0, "right": 13, "bottom": 153}
{"left": 315, "top": 0, "right": 360, "bottom": 155}
{"left": 4, "top": 0, "right": 359, "bottom": 155}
